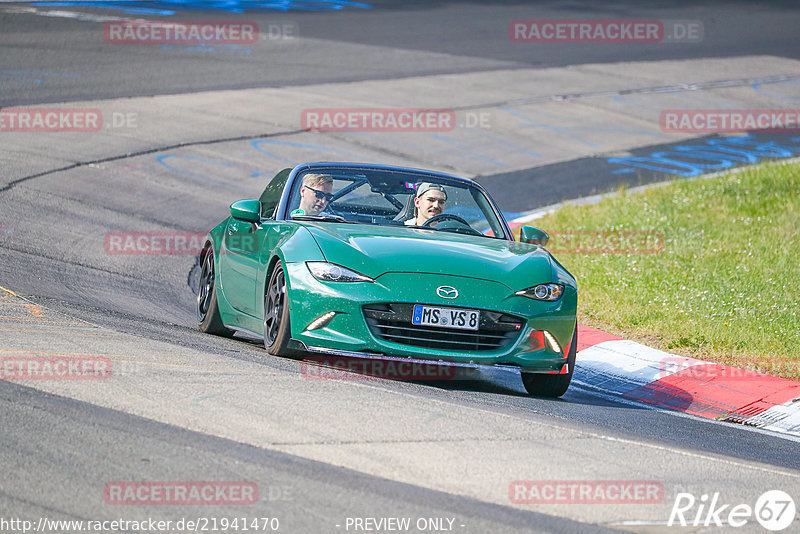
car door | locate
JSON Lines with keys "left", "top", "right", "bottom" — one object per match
{"left": 219, "top": 169, "right": 292, "bottom": 317}
{"left": 219, "top": 217, "right": 264, "bottom": 317}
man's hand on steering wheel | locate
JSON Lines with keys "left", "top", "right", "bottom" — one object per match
{"left": 421, "top": 214, "right": 482, "bottom": 236}
{"left": 421, "top": 213, "right": 467, "bottom": 227}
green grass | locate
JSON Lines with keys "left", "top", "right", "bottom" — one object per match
{"left": 527, "top": 161, "right": 800, "bottom": 379}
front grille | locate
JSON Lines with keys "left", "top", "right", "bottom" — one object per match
{"left": 363, "top": 303, "right": 524, "bottom": 352}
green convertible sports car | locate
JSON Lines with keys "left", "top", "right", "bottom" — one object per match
{"left": 197, "top": 162, "right": 578, "bottom": 397}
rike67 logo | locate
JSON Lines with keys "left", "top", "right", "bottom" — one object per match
{"left": 669, "top": 490, "right": 796, "bottom": 531}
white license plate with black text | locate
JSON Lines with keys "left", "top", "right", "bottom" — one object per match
{"left": 412, "top": 305, "right": 480, "bottom": 330}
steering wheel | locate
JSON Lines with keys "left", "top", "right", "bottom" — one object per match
{"left": 421, "top": 214, "right": 482, "bottom": 235}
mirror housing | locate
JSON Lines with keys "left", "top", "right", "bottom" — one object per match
{"left": 519, "top": 226, "right": 549, "bottom": 247}
{"left": 230, "top": 199, "right": 261, "bottom": 223}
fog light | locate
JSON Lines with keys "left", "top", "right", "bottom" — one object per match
{"left": 307, "top": 312, "right": 336, "bottom": 331}
{"left": 543, "top": 330, "right": 561, "bottom": 353}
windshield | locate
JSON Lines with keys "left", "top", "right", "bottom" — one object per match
{"left": 286, "top": 168, "right": 507, "bottom": 240}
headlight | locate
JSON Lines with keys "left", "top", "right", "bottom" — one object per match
{"left": 307, "top": 262, "right": 373, "bottom": 282}
{"left": 515, "top": 283, "right": 564, "bottom": 301}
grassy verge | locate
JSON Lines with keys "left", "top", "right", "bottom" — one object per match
{"left": 521, "top": 160, "right": 800, "bottom": 379}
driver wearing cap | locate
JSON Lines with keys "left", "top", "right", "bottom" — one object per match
{"left": 405, "top": 182, "right": 447, "bottom": 226}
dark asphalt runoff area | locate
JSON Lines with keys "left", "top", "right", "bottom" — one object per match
{"left": 1, "top": 1, "right": 799, "bottom": 106}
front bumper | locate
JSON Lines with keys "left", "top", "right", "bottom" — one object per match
{"left": 284, "top": 263, "right": 577, "bottom": 373}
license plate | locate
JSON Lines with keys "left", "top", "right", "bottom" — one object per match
{"left": 412, "top": 305, "right": 480, "bottom": 331}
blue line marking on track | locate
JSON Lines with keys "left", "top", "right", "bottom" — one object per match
{"left": 157, "top": 43, "right": 253, "bottom": 55}
{"left": 607, "top": 134, "right": 800, "bottom": 177}
{"left": 432, "top": 135, "right": 505, "bottom": 167}
{"left": 0, "top": 70, "right": 82, "bottom": 86}
{"left": 460, "top": 128, "right": 542, "bottom": 159}
{"left": 752, "top": 79, "right": 800, "bottom": 102}
{"left": 33, "top": 1, "right": 372, "bottom": 14}
{"left": 252, "top": 139, "right": 376, "bottom": 163}
{"left": 347, "top": 132, "right": 448, "bottom": 163}
{"left": 499, "top": 106, "right": 601, "bottom": 149}
{"left": 157, "top": 154, "right": 235, "bottom": 181}
{"left": 34, "top": 2, "right": 176, "bottom": 15}
{"left": 1, "top": 70, "right": 82, "bottom": 78}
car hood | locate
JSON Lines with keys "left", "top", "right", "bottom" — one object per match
{"left": 303, "top": 223, "right": 555, "bottom": 290}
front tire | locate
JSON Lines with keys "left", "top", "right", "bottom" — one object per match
{"left": 263, "top": 260, "right": 293, "bottom": 356}
{"left": 521, "top": 326, "right": 577, "bottom": 398}
{"left": 197, "top": 247, "right": 234, "bottom": 337}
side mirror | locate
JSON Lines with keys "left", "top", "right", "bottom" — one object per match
{"left": 230, "top": 199, "right": 261, "bottom": 223}
{"left": 519, "top": 226, "right": 549, "bottom": 247}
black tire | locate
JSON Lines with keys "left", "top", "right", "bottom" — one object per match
{"left": 197, "top": 247, "right": 234, "bottom": 337}
{"left": 521, "top": 326, "right": 577, "bottom": 398}
{"left": 263, "top": 260, "right": 293, "bottom": 356}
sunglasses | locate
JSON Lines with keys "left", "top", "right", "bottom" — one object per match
{"left": 305, "top": 186, "right": 334, "bottom": 202}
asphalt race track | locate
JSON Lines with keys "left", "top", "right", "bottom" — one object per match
{"left": 1, "top": 1, "right": 799, "bottom": 533}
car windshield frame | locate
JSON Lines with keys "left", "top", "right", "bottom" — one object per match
{"left": 276, "top": 164, "right": 511, "bottom": 241}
